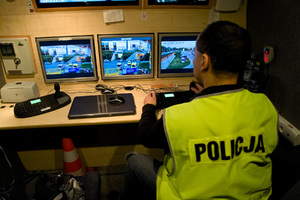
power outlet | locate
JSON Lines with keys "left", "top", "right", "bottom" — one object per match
{"left": 278, "top": 114, "right": 300, "bottom": 146}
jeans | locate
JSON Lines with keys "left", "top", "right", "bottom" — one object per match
{"left": 121, "top": 154, "right": 163, "bottom": 200}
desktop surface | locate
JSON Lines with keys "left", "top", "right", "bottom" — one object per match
{"left": 0, "top": 82, "right": 190, "bottom": 130}
{"left": 0, "top": 89, "right": 142, "bottom": 130}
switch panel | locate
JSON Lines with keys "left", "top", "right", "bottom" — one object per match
{"left": 0, "top": 43, "right": 16, "bottom": 56}
{"left": 0, "top": 37, "right": 35, "bottom": 75}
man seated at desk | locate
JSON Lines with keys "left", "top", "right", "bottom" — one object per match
{"left": 113, "top": 21, "right": 278, "bottom": 200}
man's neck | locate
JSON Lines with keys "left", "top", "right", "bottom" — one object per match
{"left": 203, "top": 72, "right": 239, "bottom": 89}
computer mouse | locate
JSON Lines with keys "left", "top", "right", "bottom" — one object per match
{"left": 101, "top": 88, "right": 115, "bottom": 94}
{"left": 108, "top": 96, "right": 125, "bottom": 105}
{"left": 95, "top": 84, "right": 107, "bottom": 91}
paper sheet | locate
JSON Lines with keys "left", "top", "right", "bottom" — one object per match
{"left": 103, "top": 10, "right": 124, "bottom": 24}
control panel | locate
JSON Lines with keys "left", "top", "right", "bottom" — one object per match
{"left": 14, "top": 83, "right": 71, "bottom": 118}
{"left": 0, "top": 37, "right": 35, "bottom": 75}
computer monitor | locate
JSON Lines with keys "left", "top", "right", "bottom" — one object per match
{"left": 36, "top": 35, "right": 98, "bottom": 83}
{"left": 34, "top": 0, "right": 141, "bottom": 9}
{"left": 157, "top": 32, "right": 199, "bottom": 78}
{"left": 147, "top": 0, "right": 209, "bottom": 6}
{"left": 98, "top": 33, "right": 154, "bottom": 80}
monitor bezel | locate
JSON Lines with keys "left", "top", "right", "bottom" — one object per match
{"left": 98, "top": 33, "right": 154, "bottom": 80}
{"left": 36, "top": 35, "right": 98, "bottom": 84}
{"left": 157, "top": 32, "right": 200, "bottom": 78}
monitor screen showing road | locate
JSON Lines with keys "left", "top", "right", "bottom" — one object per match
{"left": 148, "top": 0, "right": 208, "bottom": 5}
{"left": 99, "top": 34, "right": 154, "bottom": 80}
{"left": 158, "top": 33, "right": 198, "bottom": 77}
{"left": 36, "top": 36, "right": 98, "bottom": 83}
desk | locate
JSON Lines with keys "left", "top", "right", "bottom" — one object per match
{"left": 0, "top": 83, "right": 188, "bottom": 170}
{"left": 0, "top": 83, "right": 189, "bottom": 130}
{"left": 0, "top": 81, "right": 190, "bottom": 130}
{"left": 0, "top": 87, "right": 146, "bottom": 130}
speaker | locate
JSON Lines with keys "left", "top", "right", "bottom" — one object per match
{"left": 215, "top": 0, "right": 243, "bottom": 12}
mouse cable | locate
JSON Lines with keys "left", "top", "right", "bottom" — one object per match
{"left": 109, "top": 84, "right": 154, "bottom": 94}
{"left": 110, "top": 85, "right": 125, "bottom": 92}
{"left": 133, "top": 84, "right": 154, "bottom": 94}
{"left": 135, "top": 84, "right": 178, "bottom": 94}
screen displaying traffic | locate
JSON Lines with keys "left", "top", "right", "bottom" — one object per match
{"left": 38, "top": 39, "right": 96, "bottom": 80}
{"left": 159, "top": 35, "right": 197, "bottom": 76}
{"left": 39, "top": 0, "right": 136, "bottom": 3}
{"left": 100, "top": 36, "right": 153, "bottom": 78}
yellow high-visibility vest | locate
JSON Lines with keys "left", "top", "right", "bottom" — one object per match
{"left": 157, "top": 89, "right": 278, "bottom": 200}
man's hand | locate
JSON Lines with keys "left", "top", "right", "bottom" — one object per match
{"left": 191, "top": 82, "right": 204, "bottom": 94}
{"left": 144, "top": 91, "right": 157, "bottom": 106}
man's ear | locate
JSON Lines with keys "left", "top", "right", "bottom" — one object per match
{"left": 200, "top": 53, "right": 210, "bottom": 72}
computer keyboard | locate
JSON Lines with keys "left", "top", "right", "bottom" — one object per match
{"left": 156, "top": 91, "right": 193, "bottom": 109}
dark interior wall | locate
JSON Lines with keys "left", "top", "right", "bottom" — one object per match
{"left": 247, "top": 0, "right": 300, "bottom": 128}
{"left": 247, "top": 1, "right": 300, "bottom": 199}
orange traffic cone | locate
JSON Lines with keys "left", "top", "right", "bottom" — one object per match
{"left": 62, "top": 138, "right": 86, "bottom": 176}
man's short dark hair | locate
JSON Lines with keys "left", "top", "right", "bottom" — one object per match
{"left": 196, "top": 21, "right": 251, "bottom": 74}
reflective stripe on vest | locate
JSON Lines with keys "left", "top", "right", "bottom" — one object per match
{"left": 157, "top": 89, "right": 278, "bottom": 200}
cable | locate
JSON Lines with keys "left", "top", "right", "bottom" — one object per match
{"left": 64, "top": 90, "right": 98, "bottom": 94}
{"left": 46, "top": 83, "right": 187, "bottom": 96}
{"left": 133, "top": 84, "right": 154, "bottom": 94}
{"left": 0, "top": 146, "right": 15, "bottom": 191}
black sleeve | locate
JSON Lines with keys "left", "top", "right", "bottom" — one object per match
{"left": 138, "top": 104, "right": 169, "bottom": 150}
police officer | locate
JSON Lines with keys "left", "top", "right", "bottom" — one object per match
{"left": 119, "top": 21, "right": 278, "bottom": 200}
